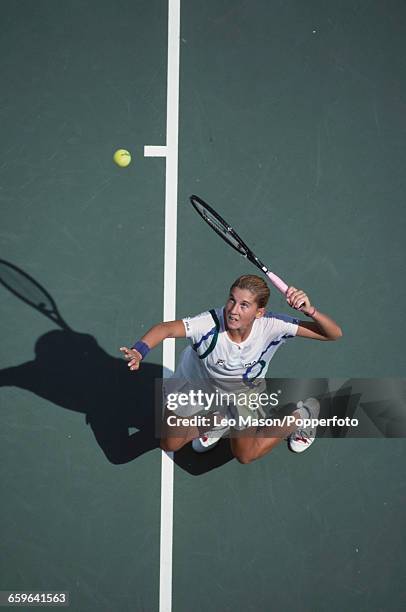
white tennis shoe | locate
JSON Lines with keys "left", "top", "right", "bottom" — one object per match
{"left": 288, "top": 398, "right": 320, "bottom": 453}
{"left": 192, "top": 423, "right": 230, "bottom": 453}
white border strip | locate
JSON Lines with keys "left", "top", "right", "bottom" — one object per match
{"left": 144, "top": 145, "right": 167, "bottom": 157}
{"left": 159, "top": 2, "right": 180, "bottom": 612}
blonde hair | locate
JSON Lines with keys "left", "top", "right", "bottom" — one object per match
{"left": 230, "top": 275, "right": 270, "bottom": 308}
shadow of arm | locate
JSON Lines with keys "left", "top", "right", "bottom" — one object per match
{"left": 0, "top": 362, "right": 36, "bottom": 388}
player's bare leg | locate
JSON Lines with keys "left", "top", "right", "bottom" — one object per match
{"left": 159, "top": 407, "right": 221, "bottom": 452}
{"left": 230, "top": 398, "right": 320, "bottom": 462}
{"left": 159, "top": 407, "right": 199, "bottom": 452}
{"left": 230, "top": 417, "right": 298, "bottom": 464}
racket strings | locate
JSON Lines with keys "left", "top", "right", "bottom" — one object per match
{"left": 198, "top": 207, "right": 247, "bottom": 255}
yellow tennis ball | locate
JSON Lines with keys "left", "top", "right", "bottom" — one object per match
{"left": 113, "top": 149, "right": 131, "bottom": 167}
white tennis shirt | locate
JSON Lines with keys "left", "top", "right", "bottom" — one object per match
{"left": 177, "top": 307, "right": 299, "bottom": 384}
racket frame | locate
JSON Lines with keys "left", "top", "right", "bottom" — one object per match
{"left": 190, "top": 195, "right": 289, "bottom": 296}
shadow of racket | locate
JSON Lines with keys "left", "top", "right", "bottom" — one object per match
{"left": 0, "top": 258, "right": 72, "bottom": 331}
{"left": 0, "top": 259, "right": 237, "bottom": 471}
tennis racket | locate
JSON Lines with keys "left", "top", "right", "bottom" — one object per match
{"left": 0, "top": 259, "right": 72, "bottom": 331}
{"left": 190, "top": 194, "right": 304, "bottom": 308}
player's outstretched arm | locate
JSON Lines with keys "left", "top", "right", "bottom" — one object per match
{"left": 120, "top": 320, "right": 186, "bottom": 371}
{"left": 286, "top": 286, "right": 342, "bottom": 341}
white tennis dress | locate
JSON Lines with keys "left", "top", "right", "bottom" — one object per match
{"left": 179, "top": 307, "right": 298, "bottom": 382}
{"left": 163, "top": 308, "right": 299, "bottom": 423}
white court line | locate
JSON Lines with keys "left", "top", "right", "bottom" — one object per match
{"left": 143, "top": 1, "right": 181, "bottom": 612}
{"left": 144, "top": 145, "right": 167, "bottom": 157}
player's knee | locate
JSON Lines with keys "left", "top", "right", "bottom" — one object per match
{"left": 160, "top": 438, "right": 174, "bottom": 452}
{"left": 160, "top": 438, "right": 182, "bottom": 452}
{"left": 233, "top": 451, "right": 255, "bottom": 465}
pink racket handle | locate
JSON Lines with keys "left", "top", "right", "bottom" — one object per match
{"left": 265, "top": 270, "right": 288, "bottom": 295}
{"left": 265, "top": 270, "right": 305, "bottom": 310}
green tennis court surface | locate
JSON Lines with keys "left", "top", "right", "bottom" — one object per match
{"left": 1, "top": 1, "right": 405, "bottom": 611}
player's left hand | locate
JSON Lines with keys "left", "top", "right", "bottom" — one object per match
{"left": 120, "top": 346, "right": 143, "bottom": 371}
{"left": 286, "top": 286, "right": 313, "bottom": 314}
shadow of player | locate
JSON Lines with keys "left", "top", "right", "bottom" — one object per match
{"left": 0, "top": 329, "right": 234, "bottom": 473}
{"left": 0, "top": 258, "right": 233, "bottom": 473}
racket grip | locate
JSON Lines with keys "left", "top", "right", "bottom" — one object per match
{"left": 266, "top": 270, "right": 305, "bottom": 309}
{"left": 266, "top": 271, "right": 288, "bottom": 295}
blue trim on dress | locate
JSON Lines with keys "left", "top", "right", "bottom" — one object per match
{"left": 242, "top": 333, "right": 294, "bottom": 384}
{"left": 265, "top": 310, "right": 299, "bottom": 325}
{"left": 192, "top": 326, "right": 216, "bottom": 351}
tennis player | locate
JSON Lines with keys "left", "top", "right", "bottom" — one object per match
{"left": 120, "top": 275, "right": 342, "bottom": 463}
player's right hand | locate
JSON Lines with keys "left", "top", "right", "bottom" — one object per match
{"left": 120, "top": 346, "right": 142, "bottom": 371}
